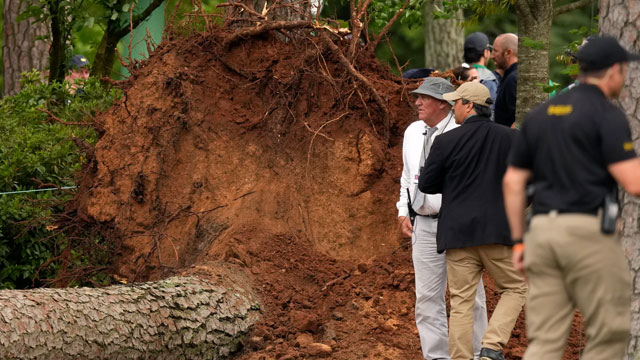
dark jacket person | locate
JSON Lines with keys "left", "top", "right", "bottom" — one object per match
{"left": 419, "top": 87, "right": 515, "bottom": 254}
{"left": 492, "top": 33, "right": 518, "bottom": 127}
{"left": 418, "top": 82, "right": 527, "bottom": 360}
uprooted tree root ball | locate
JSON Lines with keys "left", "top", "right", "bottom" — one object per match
{"left": 65, "top": 23, "right": 586, "bottom": 359}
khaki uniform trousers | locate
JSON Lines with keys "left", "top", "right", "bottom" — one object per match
{"left": 446, "top": 244, "right": 527, "bottom": 360}
{"left": 523, "top": 213, "right": 631, "bottom": 360}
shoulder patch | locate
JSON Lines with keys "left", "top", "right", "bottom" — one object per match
{"left": 624, "top": 142, "right": 635, "bottom": 151}
{"left": 547, "top": 105, "right": 573, "bottom": 116}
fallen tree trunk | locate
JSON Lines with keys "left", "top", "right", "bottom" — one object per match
{"left": 0, "top": 276, "right": 260, "bottom": 359}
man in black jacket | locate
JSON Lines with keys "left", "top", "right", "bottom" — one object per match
{"left": 492, "top": 33, "right": 518, "bottom": 127}
{"left": 419, "top": 82, "right": 527, "bottom": 360}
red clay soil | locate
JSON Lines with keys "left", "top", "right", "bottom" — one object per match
{"left": 70, "top": 25, "right": 585, "bottom": 359}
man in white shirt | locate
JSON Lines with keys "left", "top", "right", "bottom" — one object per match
{"left": 397, "top": 77, "right": 488, "bottom": 360}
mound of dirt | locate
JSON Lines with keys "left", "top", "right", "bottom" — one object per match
{"left": 70, "top": 24, "right": 585, "bottom": 359}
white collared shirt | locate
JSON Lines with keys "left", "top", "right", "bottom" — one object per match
{"left": 397, "top": 113, "right": 458, "bottom": 217}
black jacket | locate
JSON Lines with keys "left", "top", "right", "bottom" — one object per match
{"left": 418, "top": 115, "right": 516, "bottom": 253}
{"left": 494, "top": 63, "right": 518, "bottom": 127}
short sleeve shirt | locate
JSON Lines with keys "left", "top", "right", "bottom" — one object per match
{"left": 509, "top": 83, "right": 637, "bottom": 214}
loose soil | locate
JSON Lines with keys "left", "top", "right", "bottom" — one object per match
{"left": 70, "top": 25, "right": 585, "bottom": 359}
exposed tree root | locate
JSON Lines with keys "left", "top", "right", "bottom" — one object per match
{"left": 223, "top": 20, "right": 315, "bottom": 49}
{"left": 319, "top": 32, "right": 390, "bottom": 143}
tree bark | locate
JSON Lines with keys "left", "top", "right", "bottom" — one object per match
{"left": 91, "top": 19, "right": 122, "bottom": 79}
{"left": 223, "top": 0, "right": 311, "bottom": 30}
{"left": 47, "top": 0, "right": 67, "bottom": 84}
{"left": 2, "top": 0, "right": 49, "bottom": 96}
{"left": 599, "top": 1, "right": 640, "bottom": 357}
{"left": 512, "top": 0, "right": 553, "bottom": 127}
{"left": 0, "top": 276, "right": 260, "bottom": 359}
{"left": 423, "top": 0, "right": 463, "bottom": 71}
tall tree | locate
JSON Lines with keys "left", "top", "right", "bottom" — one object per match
{"left": 46, "top": 0, "right": 71, "bottom": 84}
{"left": 513, "top": 0, "right": 553, "bottom": 127}
{"left": 512, "top": 0, "right": 592, "bottom": 126}
{"left": 599, "top": 0, "right": 640, "bottom": 357}
{"left": 423, "top": 0, "right": 463, "bottom": 71}
{"left": 2, "top": 0, "right": 49, "bottom": 96}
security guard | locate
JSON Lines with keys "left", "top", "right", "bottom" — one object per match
{"left": 503, "top": 35, "right": 640, "bottom": 358}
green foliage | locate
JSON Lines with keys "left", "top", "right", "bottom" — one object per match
{"left": 549, "top": 8, "right": 598, "bottom": 89}
{"left": 71, "top": 0, "right": 113, "bottom": 62}
{"left": 0, "top": 71, "right": 120, "bottom": 289}
{"left": 433, "top": 0, "right": 512, "bottom": 24}
{"left": 539, "top": 80, "right": 562, "bottom": 94}
{"left": 367, "top": 0, "right": 419, "bottom": 31}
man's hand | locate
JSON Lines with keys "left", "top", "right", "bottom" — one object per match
{"left": 512, "top": 245, "right": 525, "bottom": 275}
{"left": 398, "top": 216, "right": 413, "bottom": 238}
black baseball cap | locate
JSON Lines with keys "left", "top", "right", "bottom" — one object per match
{"left": 577, "top": 35, "right": 640, "bottom": 71}
{"left": 464, "top": 32, "right": 492, "bottom": 55}
{"left": 403, "top": 68, "right": 435, "bottom": 79}
{"left": 69, "top": 54, "right": 90, "bottom": 69}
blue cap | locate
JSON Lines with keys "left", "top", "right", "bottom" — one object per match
{"left": 403, "top": 68, "right": 435, "bottom": 79}
{"left": 69, "top": 55, "right": 90, "bottom": 69}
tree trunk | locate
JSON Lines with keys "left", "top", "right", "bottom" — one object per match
{"left": 0, "top": 276, "right": 260, "bottom": 359}
{"left": 513, "top": 0, "right": 553, "bottom": 127}
{"left": 47, "top": 0, "right": 67, "bottom": 84}
{"left": 423, "top": 0, "right": 463, "bottom": 71}
{"left": 91, "top": 21, "right": 121, "bottom": 79}
{"left": 91, "top": 0, "right": 165, "bottom": 79}
{"left": 600, "top": 1, "right": 640, "bottom": 357}
{"left": 2, "top": 0, "right": 49, "bottom": 96}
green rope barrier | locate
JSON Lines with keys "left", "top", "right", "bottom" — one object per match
{"left": 0, "top": 186, "right": 77, "bottom": 196}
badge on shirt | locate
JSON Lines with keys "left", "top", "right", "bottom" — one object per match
{"left": 547, "top": 105, "right": 573, "bottom": 116}
{"left": 624, "top": 141, "right": 635, "bottom": 151}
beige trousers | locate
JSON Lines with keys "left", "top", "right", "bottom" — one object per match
{"left": 446, "top": 245, "right": 527, "bottom": 360}
{"left": 523, "top": 213, "right": 631, "bottom": 360}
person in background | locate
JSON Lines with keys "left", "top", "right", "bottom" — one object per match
{"left": 504, "top": 35, "right": 640, "bottom": 359}
{"left": 65, "top": 54, "right": 90, "bottom": 95}
{"left": 452, "top": 63, "right": 480, "bottom": 82}
{"left": 463, "top": 32, "right": 499, "bottom": 102}
{"left": 397, "top": 77, "right": 488, "bottom": 360}
{"left": 492, "top": 33, "right": 518, "bottom": 127}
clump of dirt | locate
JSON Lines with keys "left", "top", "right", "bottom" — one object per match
{"left": 70, "top": 24, "right": 585, "bottom": 359}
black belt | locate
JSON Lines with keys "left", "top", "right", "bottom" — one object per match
{"left": 417, "top": 213, "right": 439, "bottom": 219}
{"left": 534, "top": 208, "right": 599, "bottom": 216}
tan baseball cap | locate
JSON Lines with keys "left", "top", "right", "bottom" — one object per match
{"left": 443, "top": 82, "right": 492, "bottom": 107}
